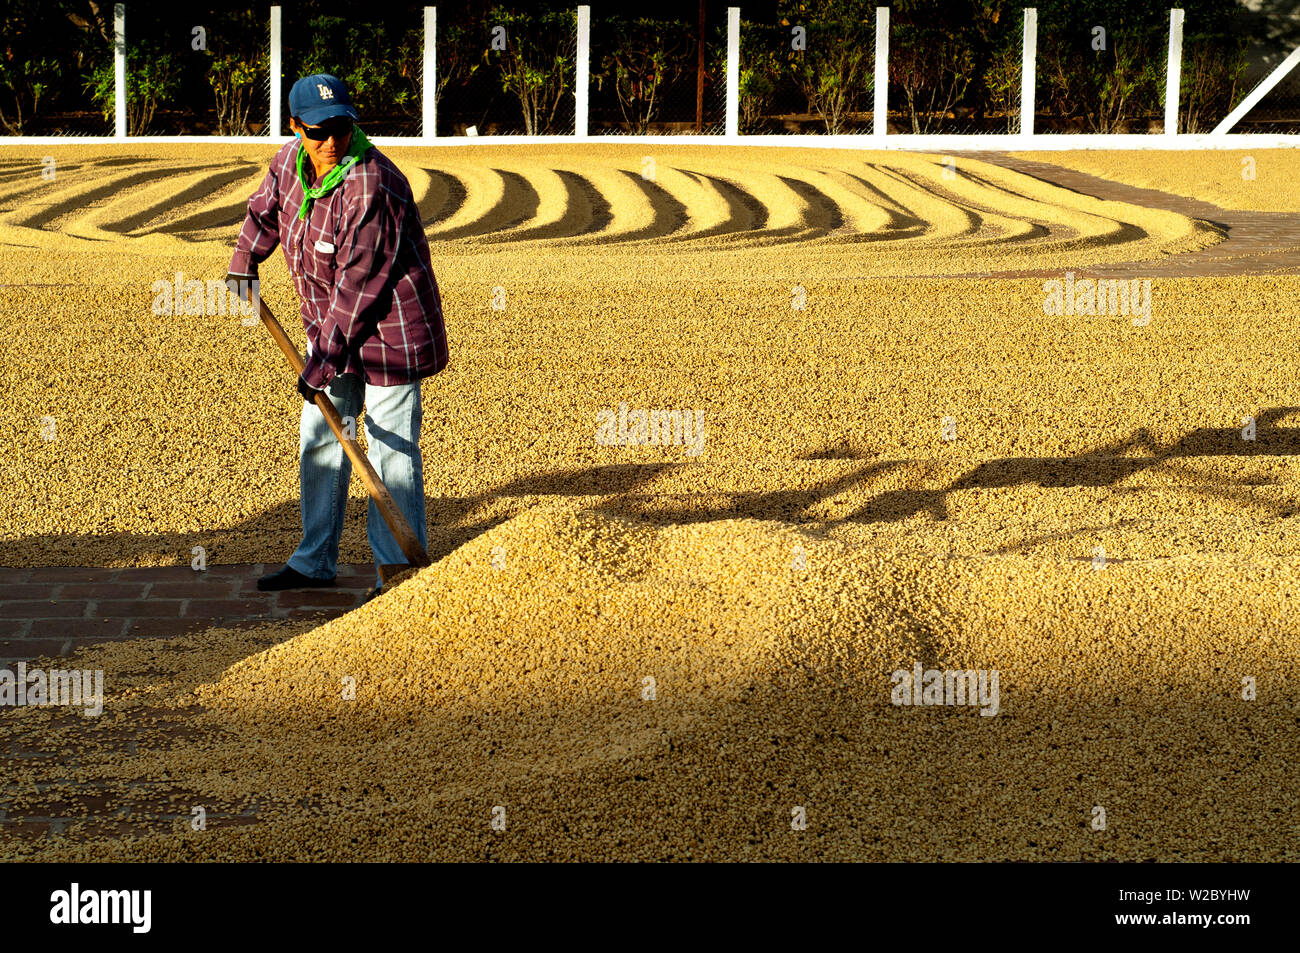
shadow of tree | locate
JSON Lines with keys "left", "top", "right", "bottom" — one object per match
{"left": 0, "top": 461, "right": 677, "bottom": 567}
{"left": 4, "top": 409, "right": 1297, "bottom": 568}
{"left": 620, "top": 407, "right": 1300, "bottom": 536}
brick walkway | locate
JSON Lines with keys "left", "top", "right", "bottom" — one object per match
{"left": 0, "top": 563, "right": 375, "bottom": 665}
{"left": 952, "top": 152, "right": 1300, "bottom": 278}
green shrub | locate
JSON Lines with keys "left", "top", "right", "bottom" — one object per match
{"left": 778, "top": 0, "right": 875, "bottom": 134}
{"left": 596, "top": 17, "right": 692, "bottom": 135}
{"left": 490, "top": 9, "right": 575, "bottom": 136}
{"left": 84, "top": 41, "right": 181, "bottom": 136}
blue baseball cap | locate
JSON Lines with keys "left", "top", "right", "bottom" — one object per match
{"left": 289, "top": 74, "right": 359, "bottom": 126}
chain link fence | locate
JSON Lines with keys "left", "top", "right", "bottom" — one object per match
{"left": 741, "top": 14, "right": 874, "bottom": 134}
{"left": 1, "top": 0, "right": 1297, "bottom": 138}
{"left": 280, "top": 4, "right": 423, "bottom": 137}
{"left": 589, "top": 12, "right": 720, "bottom": 134}
{"left": 1225, "top": 1, "right": 1300, "bottom": 133}
{"left": 439, "top": 6, "right": 576, "bottom": 136}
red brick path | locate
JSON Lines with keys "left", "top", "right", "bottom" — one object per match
{"left": 0, "top": 563, "right": 375, "bottom": 665}
{"left": 953, "top": 152, "right": 1300, "bottom": 278}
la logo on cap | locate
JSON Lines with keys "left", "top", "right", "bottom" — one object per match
{"left": 317, "top": 84, "right": 334, "bottom": 99}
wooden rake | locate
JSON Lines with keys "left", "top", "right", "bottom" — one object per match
{"left": 231, "top": 278, "right": 431, "bottom": 586}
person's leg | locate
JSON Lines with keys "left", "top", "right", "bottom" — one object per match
{"left": 362, "top": 377, "right": 428, "bottom": 590}
{"left": 286, "top": 372, "right": 365, "bottom": 579}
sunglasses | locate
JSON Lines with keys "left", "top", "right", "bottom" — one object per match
{"left": 300, "top": 119, "right": 353, "bottom": 141}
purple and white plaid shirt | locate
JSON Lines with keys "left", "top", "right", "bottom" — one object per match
{"left": 229, "top": 139, "right": 449, "bottom": 389}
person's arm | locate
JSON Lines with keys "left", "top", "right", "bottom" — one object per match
{"left": 227, "top": 160, "right": 284, "bottom": 279}
{"left": 300, "top": 173, "right": 404, "bottom": 390}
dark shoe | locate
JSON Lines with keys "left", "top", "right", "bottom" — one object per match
{"left": 363, "top": 585, "right": 383, "bottom": 603}
{"left": 257, "top": 565, "right": 336, "bottom": 591}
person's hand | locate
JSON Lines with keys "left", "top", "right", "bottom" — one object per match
{"left": 297, "top": 374, "right": 324, "bottom": 403}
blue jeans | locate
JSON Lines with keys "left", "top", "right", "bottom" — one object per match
{"left": 286, "top": 367, "right": 428, "bottom": 590}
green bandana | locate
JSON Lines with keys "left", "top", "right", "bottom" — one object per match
{"left": 296, "top": 126, "right": 373, "bottom": 220}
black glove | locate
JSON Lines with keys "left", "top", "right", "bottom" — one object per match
{"left": 224, "top": 272, "right": 257, "bottom": 304}
{"left": 297, "top": 374, "right": 324, "bottom": 403}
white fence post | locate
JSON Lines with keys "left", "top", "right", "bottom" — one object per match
{"left": 1165, "top": 8, "right": 1184, "bottom": 134}
{"left": 874, "top": 7, "right": 889, "bottom": 137}
{"left": 1020, "top": 8, "right": 1037, "bottom": 136}
{"left": 269, "top": 6, "right": 282, "bottom": 137}
{"left": 1212, "top": 42, "right": 1300, "bottom": 135}
{"left": 725, "top": 7, "right": 740, "bottom": 137}
{"left": 576, "top": 5, "right": 590, "bottom": 137}
{"left": 113, "top": 3, "right": 126, "bottom": 138}
{"left": 423, "top": 7, "right": 437, "bottom": 138}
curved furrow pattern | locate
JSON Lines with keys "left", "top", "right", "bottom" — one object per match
{"left": 164, "top": 198, "right": 258, "bottom": 238}
{"left": 417, "top": 167, "right": 466, "bottom": 228}
{"left": 662, "top": 170, "right": 766, "bottom": 242}
{"left": 694, "top": 170, "right": 833, "bottom": 246}
{"left": 481, "top": 167, "right": 577, "bottom": 243}
{"left": 780, "top": 176, "right": 843, "bottom": 230}
{"left": 831, "top": 171, "right": 931, "bottom": 239}
{"left": 600, "top": 169, "right": 689, "bottom": 242}
{"left": 554, "top": 170, "right": 613, "bottom": 236}
{"left": 484, "top": 168, "right": 617, "bottom": 242}
{"left": 0, "top": 146, "right": 1225, "bottom": 268}
{"left": 8, "top": 162, "right": 202, "bottom": 232}
{"left": 878, "top": 166, "right": 1040, "bottom": 245}
{"left": 424, "top": 165, "right": 511, "bottom": 240}
{"left": 792, "top": 169, "right": 896, "bottom": 236}
{"left": 856, "top": 162, "right": 984, "bottom": 243}
{"left": 642, "top": 167, "right": 740, "bottom": 241}
{"left": 105, "top": 163, "right": 264, "bottom": 235}
{"left": 947, "top": 168, "right": 1132, "bottom": 239}
{"left": 0, "top": 160, "right": 72, "bottom": 185}
{"left": 488, "top": 169, "right": 540, "bottom": 233}
{"left": 929, "top": 160, "right": 1180, "bottom": 254}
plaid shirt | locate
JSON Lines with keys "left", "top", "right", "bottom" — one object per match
{"left": 229, "top": 140, "right": 449, "bottom": 389}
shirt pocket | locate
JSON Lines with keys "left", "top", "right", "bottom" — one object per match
{"left": 298, "top": 204, "right": 338, "bottom": 286}
{"left": 301, "top": 233, "right": 337, "bottom": 287}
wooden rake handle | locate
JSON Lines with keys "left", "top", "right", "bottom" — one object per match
{"left": 231, "top": 278, "right": 431, "bottom": 574}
